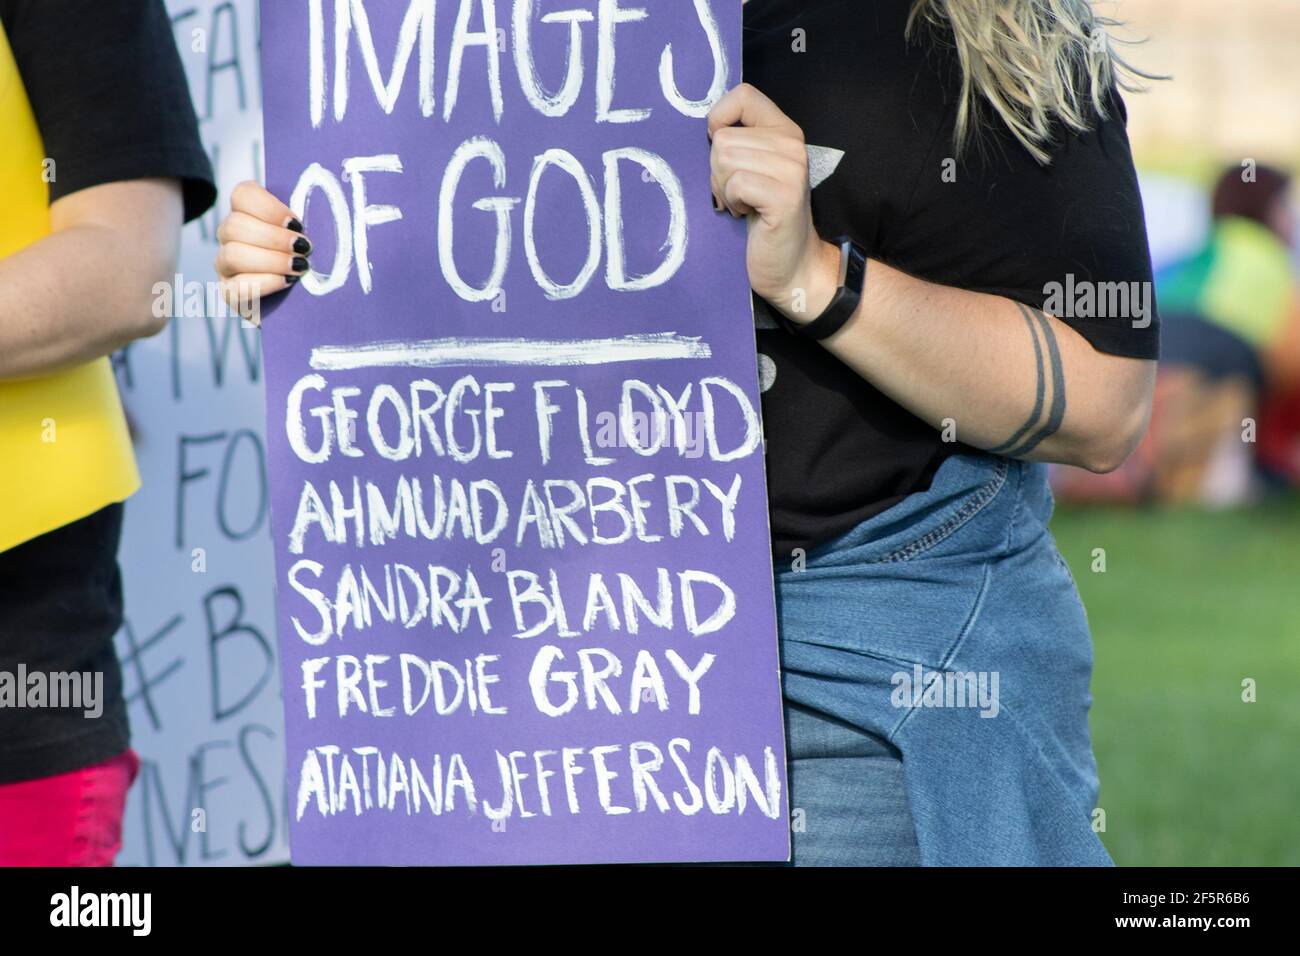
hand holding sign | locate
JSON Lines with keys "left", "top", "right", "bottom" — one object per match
{"left": 216, "top": 181, "right": 313, "bottom": 306}
{"left": 707, "top": 83, "right": 836, "bottom": 322}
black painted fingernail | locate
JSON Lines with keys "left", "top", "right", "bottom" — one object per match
{"left": 711, "top": 193, "right": 720, "bottom": 211}
{"left": 292, "top": 256, "right": 310, "bottom": 272}
{"left": 293, "top": 237, "right": 312, "bottom": 255}
{"left": 286, "top": 274, "right": 301, "bottom": 285}
{"left": 287, "top": 218, "right": 304, "bottom": 233}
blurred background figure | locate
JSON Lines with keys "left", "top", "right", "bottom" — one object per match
{"left": 1151, "top": 163, "right": 1299, "bottom": 503}
{"left": 1055, "top": 165, "right": 1300, "bottom": 506}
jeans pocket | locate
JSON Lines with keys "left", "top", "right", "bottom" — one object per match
{"left": 877, "top": 460, "right": 1012, "bottom": 563}
{"left": 800, "top": 456, "right": 1013, "bottom": 570}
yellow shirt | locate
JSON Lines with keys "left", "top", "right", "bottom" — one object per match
{"left": 0, "top": 20, "right": 139, "bottom": 553}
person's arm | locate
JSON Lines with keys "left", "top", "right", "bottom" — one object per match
{"left": 0, "top": 178, "right": 183, "bottom": 380}
{"left": 708, "top": 84, "right": 1156, "bottom": 474}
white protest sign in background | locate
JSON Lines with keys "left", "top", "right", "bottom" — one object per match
{"left": 111, "top": 0, "right": 289, "bottom": 867}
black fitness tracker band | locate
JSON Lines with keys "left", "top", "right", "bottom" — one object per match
{"left": 785, "top": 236, "right": 868, "bottom": 341}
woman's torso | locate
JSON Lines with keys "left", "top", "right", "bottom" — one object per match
{"left": 742, "top": 0, "right": 1158, "bottom": 557}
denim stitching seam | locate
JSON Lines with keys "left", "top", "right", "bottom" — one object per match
{"left": 886, "top": 558, "right": 994, "bottom": 741}
{"left": 878, "top": 459, "right": 1011, "bottom": 563}
{"left": 1004, "top": 459, "right": 1025, "bottom": 557}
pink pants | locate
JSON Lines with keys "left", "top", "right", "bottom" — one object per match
{"left": 0, "top": 749, "right": 140, "bottom": 866}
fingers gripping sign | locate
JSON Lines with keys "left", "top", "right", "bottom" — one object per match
{"left": 706, "top": 84, "right": 835, "bottom": 320}
{"left": 706, "top": 83, "right": 806, "bottom": 212}
{"left": 217, "top": 180, "right": 314, "bottom": 323}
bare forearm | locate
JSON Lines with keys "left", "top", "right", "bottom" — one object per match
{"left": 793, "top": 241, "right": 1156, "bottom": 472}
{"left": 0, "top": 179, "right": 183, "bottom": 380}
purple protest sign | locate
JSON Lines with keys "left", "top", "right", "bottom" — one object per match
{"left": 258, "top": 0, "right": 789, "bottom": 865}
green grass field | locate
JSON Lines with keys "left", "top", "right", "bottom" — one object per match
{"left": 1050, "top": 499, "right": 1300, "bottom": 866}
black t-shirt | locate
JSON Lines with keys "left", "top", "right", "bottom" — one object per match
{"left": 0, "top": 0, "right": 215, "bottom": 219}
{"left": 0, "top": 0, "right": 214, "bottom": 784}
{"left": 743, "top": 0, "right": 1159, "bottom": 557}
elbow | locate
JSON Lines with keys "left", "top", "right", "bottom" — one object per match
{"left": 48, "top": 180, "right": 186, "bottom": 360}
{"left": 121, "top": 246, "right": 180, "bottom": 345}
{"left": 1076, "top": 402, "right": 1153, "bottom": 475}
{"left": 142, "top": 242, "right": 182, "bottom": 338}
{"left": 131, "top": 310, "right": 168, "bottom": 344}
{"left": 79, "top": 223, "right": 180, "bottom": 353}
{"left": 135, "top": 311, "right": 170, "bottom": 343}
{"left": 1071, "top": 358, "right": 1158, "bottom": 474}
{"left": 1078, "top": 444, "right": 1131, "bottom": 476}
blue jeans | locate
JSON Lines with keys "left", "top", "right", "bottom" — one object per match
{"left": 776, "top": 453, "right": 1111, "bottom": 866}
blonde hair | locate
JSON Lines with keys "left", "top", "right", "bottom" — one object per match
{"left": 908, "top": 0, "right": 1154, "bottom": 164}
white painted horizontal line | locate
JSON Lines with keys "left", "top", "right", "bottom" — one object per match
{"left": 309, "top": 332, "right": 712, "bottom": 370}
